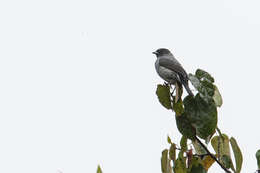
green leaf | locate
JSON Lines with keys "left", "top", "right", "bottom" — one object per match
{"left": 167, "top": 136, "right": 172, "bottom": 144}
{"left": 200, "top": 80, "right": 215, "bottom": 97}
{"left": 213, "top": 85, "right": 223, "bottom": 107}
{"left": 211, "top": 134, "right": 233, "bottom": 168}
{"left": 255, "top": 150, "right": 260, "bottom": 170}
{"left": 195, "top": 69, "right": 214, "bottom": 83}
{"left": 189, "top": 70, "right": 216, "bottom": 104}
{"left": 256, "top": 149, "right": 260, "bottom": 169}
{"left": 177, "top": 136, "right": 188, "bottom": 170}
{"left": 221, "top": 154, "right": 232, "bottom": 169}
{"left": 169, "top": 143, "right": 176, "bottom": 161}
{"left": 180, "top": 136, "right": 187, "bottom": 151}
{"left": 211, "top": 134, "right": 235, "bottom": 171}
{"left": 156, "top": 84, "right": 172, "bottom": 110}
{"left": 175, "top": 114, "right": 196, "bottom": 140}
{"left": 161, "top": 149, "right": 169, "bottom": 173}
{"left": 173, "top": 97, "right": 184, "bottom": 116}
{"left": 189, "top": 163, "right": 206, "bottom": 173}
{"left": 211, "top": 134, "right": 230, "bottom": 156}
{"left": 230, "top": 137, "right": 243, "bottom": 173}
{"left": 188, "top": 74, "right": 201, "bottom": 90}
{"left": 174, "top": 158, "right": 187, "bottom": 173}
{"left": 183, "top": 94, "right": 217, "bottom": 139}
{"left": 188, "top": 157, "right": 207, "bottom": 173}
{"left": 97, "top": 165, "right": 102, "bottom": 173}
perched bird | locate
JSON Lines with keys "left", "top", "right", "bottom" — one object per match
{"left": 153, "top": 48, "right": 193, "bottom": 96}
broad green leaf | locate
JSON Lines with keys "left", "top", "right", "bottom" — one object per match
{"left": 213, "top": 85, "right": 223, "bottom": 107}
{"left": 195, "top": 69, "right": 214, "bottom": 83}
{"left": 174, "top": 158, "right": 187, "bottom": 173}
{"left": 161, "top": 149, "right": 169, "bottom": 173}
{"left": 183, "top": 94, "right": 217, "bottom": 139}
{"left": 230, "top": 137, "right": 243, "bottom": 173}
{"left": 211, "top": 134, "right": 231, "bottom": 158}
{"left": 175, "top": 114, "right": 196, "bottom": 140}
{"left": 169, "top": 143, "right": 176, "bottom": 161}
{"left": 201, "top": 155, "right": 215, "bottom": 171}
{"left": 97, "top": 165, "right": 102, "bottom": 173}
{"left": 200, "top": 80, "right": 215, "bottom": 97}
{"left": 256, "top": 149, "right": 260, "bottom": 169}
{"left": 172, "top": 97, "right": 184, "bottom": 116}
{"left": 156, "top": 84, "right": 172, "bottom": 110}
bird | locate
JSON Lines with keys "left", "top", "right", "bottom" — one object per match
{"left": 153, "top": 48, "right": 194, "bottom": 96}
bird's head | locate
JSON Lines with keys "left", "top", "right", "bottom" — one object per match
{"left": 152, "top": 48, "right": 172, "bottom": 57}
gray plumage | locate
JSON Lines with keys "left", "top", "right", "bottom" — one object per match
{"left": 153, "top": 48, "right": 193, "bottom": 96}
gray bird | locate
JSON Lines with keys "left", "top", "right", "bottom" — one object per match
{"left": 153, "top": 48, "right": 193, "bottom": 96}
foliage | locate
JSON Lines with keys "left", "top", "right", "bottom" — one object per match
{"left": 156, "top": 69, "right": 244, "bottom": 173}
{"left": 97, "top": 68, "right": 260, "bottom": 173}
{"left": 256, "top": 150, "right": 260, "bottom": 170}
{"left": 96, "top": 165, "right": 102, "bottom": 173}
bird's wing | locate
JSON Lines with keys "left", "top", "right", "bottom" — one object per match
{"left": 158, "top": 58, "right": 189, "bottom": 81}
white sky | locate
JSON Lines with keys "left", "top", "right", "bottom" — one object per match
{"left": 0, "top": 0, "right": 260, "bottom": 172}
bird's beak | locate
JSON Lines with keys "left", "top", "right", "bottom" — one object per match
{"left": 152, "top": 51, "right": 158, "bottom": 55}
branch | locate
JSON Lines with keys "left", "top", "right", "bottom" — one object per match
{"left": 194, "top": 136, "right": 231, "bottom": 173}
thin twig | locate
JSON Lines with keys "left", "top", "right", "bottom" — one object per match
{"left": 195, "top": 136, "right": 231, "bottom": 173}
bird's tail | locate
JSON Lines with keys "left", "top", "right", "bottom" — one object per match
{"left": 183, "top": 84, "right": 194, "bottom": 96}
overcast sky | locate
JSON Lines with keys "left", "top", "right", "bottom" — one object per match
{"left": 0, "top": 0, "right": 260, "bottom": 172}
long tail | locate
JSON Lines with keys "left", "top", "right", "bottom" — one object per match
{"left": 183, "top": 83, "right": 194, "bottom": 96}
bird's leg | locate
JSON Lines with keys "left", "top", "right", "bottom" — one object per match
{"left": 175, "top": 83, "right": 179, "bottom": 103}
{"left": 170, "top": 85, "right": 176, "bottom": 99}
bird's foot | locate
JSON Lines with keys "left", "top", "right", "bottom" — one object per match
{"left": 164, "top": 82, "right": 169, "bottom": 86}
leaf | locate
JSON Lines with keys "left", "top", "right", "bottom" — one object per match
{"left": 192, "top": 140, "right": 207, "bottom": 155}
{"left": 174, "top": 158, "right": 187, "bottom": 173}
{"left": 172, "top": 97, "right": 184, "bottom": 116}
{"left": 230, "top": 137, "right": 243, "bottom": 173}
{"left": 189, "top": 74, "right": 201, "bottom": 89}
{"left": 177, "top": 136, "right": 188, "bottom": 170}
{"left": 201, "top": 155, "right": 215, "bottom": 171}
{"left": 195, "top": 69, "right": 214, "bottom": 83}
{"left": 169, "top": 143, "right": 176, "bottom": 161}
{"left": 221, "top": 154, "right": 232, "bottom": 169}
{"left": 183, "top": 94, "right": 217, "bottom": 139}
{"left": 256, "top": 149, "right": 260, "bottom": 169}
{"left": 180, "top": 136, "right": 187, "bottom": 151}
{"left": 211, "top": 134, "right": 232, "bottom": 165}
{"left": 189, "top": 71, "right": 215, "bottom": 104}
{"left": 189, "top": 163, "right": 206, "bottom": 173}
{"left": 211, "top": 134, "right": 231, "bottom": 157}
{"left": 97, "top": 165, "right": 102, "bottom": 173}
{"left": 167, "top": 136, "right": 172, "bottom": 144}
{"left": 156, "top": 84, "right": 172, "bottom": 110}
{"left": 175, "top": 114, "right": 196, "bottom": 140}
{"left": 161, "top": 149, "right": 169, "bottom": 173}
{"left": 213, "top": 85, "right": 223, "bottom": 107}
{"left": 188, "top": 157, "right": 207, "bottom": 173}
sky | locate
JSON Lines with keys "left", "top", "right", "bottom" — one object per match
{"left": 0, "top": 0, "right": 260, "bottom": 172}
